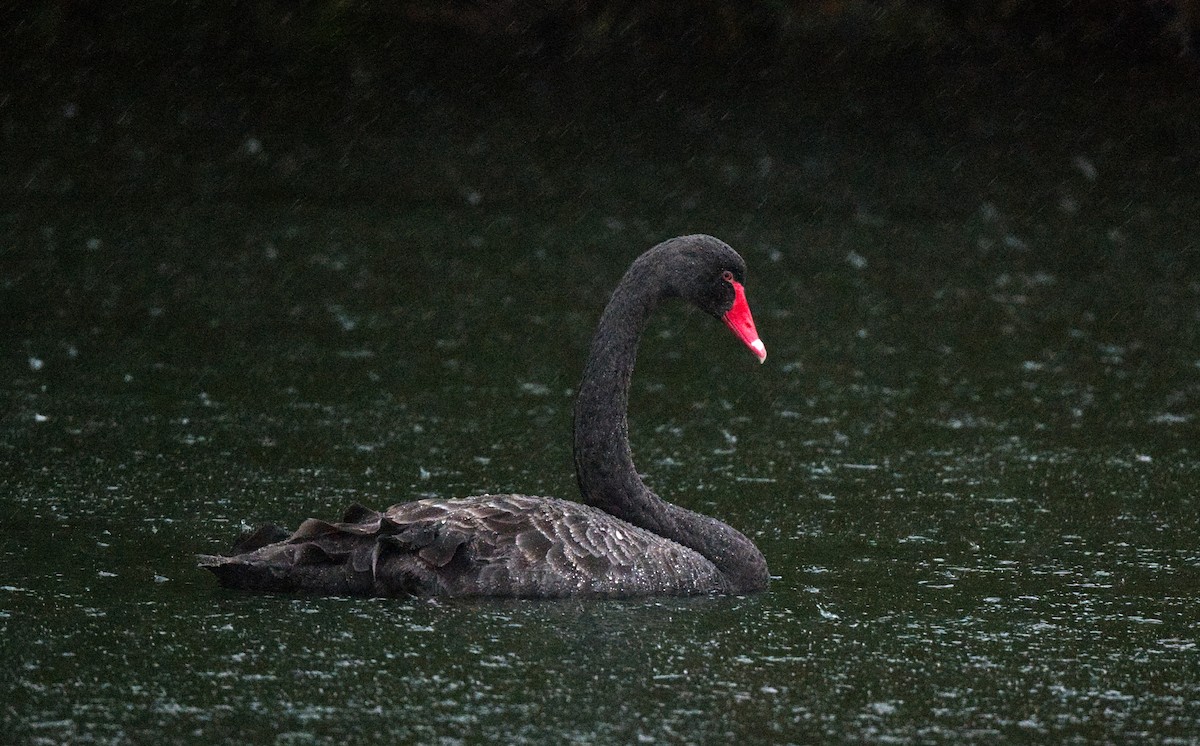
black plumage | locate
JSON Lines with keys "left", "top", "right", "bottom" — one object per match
{"left": 199, "top": 235, "right": 769, "bottom": 597}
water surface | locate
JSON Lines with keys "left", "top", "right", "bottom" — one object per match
{"left": 3, "top": 59, "right": 1199, "bottom": 742}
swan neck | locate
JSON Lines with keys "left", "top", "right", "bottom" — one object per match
{"left": 572, "top": 274, "right": 659, "bottom": 524}
{"left": 570, "top": 252, "right": 770, "bottom": 594}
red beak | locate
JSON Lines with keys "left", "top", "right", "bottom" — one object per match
{"left": 722, "top": 280, "right": 766, "bottom": 364}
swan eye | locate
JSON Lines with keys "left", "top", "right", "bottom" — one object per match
{"left": 721, "top": 270, "right": 734, "bottom": 283}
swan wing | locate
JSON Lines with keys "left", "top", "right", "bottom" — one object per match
{"left": 199, "top": 495, "right": 728, "bottom": 597}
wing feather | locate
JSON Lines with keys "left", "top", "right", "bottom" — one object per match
{"left": 200, "top": 494, "right": 729, "bottom": 598}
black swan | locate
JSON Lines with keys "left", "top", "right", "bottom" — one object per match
{"left": 199, "top": 235, "right": 769, "bottom": 597}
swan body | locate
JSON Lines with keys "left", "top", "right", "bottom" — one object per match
{"left": 202, "top": 496, "right": 733, "bottom": 597}
{"left": 200, "top": 235, "right": 769, "bottom": 597}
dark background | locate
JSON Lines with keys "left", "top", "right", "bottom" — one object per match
{"left": 4, "top": 0, "right": 1199, "bottom": 70}
{"left": 4, "top": 4, "right": 1200, "bottom": 743}
{"left": 3, "top": 1, "right": 1197, "bottom": 244}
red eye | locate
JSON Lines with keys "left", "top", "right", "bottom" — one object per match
{"left": 721, "top": 270, "right": 734, "bottom": 283}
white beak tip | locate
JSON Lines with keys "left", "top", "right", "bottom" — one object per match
{"left": 750, "top": 339, "right": 766, "bottom": 363}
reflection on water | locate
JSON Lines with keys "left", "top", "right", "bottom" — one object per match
{"left": 4, "top": 58, "right": 1199, "bottom": 742}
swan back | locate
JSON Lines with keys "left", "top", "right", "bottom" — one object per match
{"left": 200, "top": 495, "right": 732, "bottom": 597}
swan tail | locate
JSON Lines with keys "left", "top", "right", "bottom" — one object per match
{"left": 229, "top": 523, "right": 291, "bottom": 554}
{"left": 197, "top": 503, "right": 472, "bottom": 597}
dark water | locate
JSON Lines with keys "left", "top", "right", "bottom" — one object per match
{"left": 3, "top": 59, "right": 1200, "bottom": 742}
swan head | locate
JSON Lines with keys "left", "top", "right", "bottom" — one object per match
{"left": 647, "top": 235, "right": 767, "bottom": 364}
